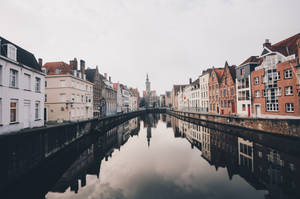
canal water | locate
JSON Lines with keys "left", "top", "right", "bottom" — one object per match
{"left": 1, "top": 114, "right": 299, "bottom": 199}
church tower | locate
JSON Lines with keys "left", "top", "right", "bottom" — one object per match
{"left": 146, "top": 73, "right": 151, "bottom": 95}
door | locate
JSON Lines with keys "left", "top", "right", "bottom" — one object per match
{"left": 247, "top": 104, "right": 251, "bottom": 117}
{"left": 255, "top": 104, "right": 261, "bottom": 117}
{"left": 24, "top": 101, "right": 30, "bottom": 128}
{"left": 44, "top": 108, "right": 47, "bottom": 121}
{"left": 231, "top": 102, "right": 235, "bottom": 113}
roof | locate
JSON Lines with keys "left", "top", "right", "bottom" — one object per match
{"left": 0, "top": 36, "right": 41, "bottom": 71}
{"left": 43, "top": 62, "right": 72, "bottom": 75}
{"left": 215, "top": 69, "right": 224, "bottom": 80}
{"left": 239, "top": 56, "right": 260, "bottom": 66}
{"left": 266, "top": 33, "right": 300, "bottom": 57}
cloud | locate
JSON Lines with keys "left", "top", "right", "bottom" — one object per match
{"left": 1, "top": 0, "right": 300, "bottom": 94}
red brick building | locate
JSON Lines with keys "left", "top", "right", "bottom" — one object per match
{"left": 219, "top": 62, "right": 237, "bottom": 115}
{"left": 251, "top": 33, "right": 300, "bottom": 118}
{"left": 209, "top": 67, "right": 223, "bottom": 114}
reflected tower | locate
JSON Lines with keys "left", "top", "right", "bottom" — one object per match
{"left": 147, "top": 126, "right": 152, "bottom": 147}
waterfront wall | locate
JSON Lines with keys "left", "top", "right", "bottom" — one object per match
{"left": 167, "top": 109, "right": 300, "bottom": 138}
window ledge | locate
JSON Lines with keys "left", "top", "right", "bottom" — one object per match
{"left": 9, "top": 122, "right": 19, "bottom": 125}
{"left": 35, "top": 119, "right": 41, "bottom": 121}
{"left": 9, "top": 87, "right": 19, "bottom": 89}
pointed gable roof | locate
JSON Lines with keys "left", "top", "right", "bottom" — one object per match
{"left": 239, "top": 56, "right": 261, "bottom": 66}
{"left": 220, "top": 61, "right": 236, "bottom": 82}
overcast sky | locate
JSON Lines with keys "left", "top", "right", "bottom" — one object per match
{"left": 1, "top": 0, "right": 300, "bottom": 95}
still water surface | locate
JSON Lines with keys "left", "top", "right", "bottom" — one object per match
{"left": 1, "top": 114, "right": 300, "bottom": 199}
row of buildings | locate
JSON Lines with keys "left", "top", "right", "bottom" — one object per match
{"left": 171, "top": 33, "right": 300, "bottom": 118}
{"left": 0, "top": 36, "right": 140, "bottom": 134}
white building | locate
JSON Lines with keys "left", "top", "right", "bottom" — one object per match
{"left": 0, "top": 36, "right": 45, "bottom": 134}
{"left": 114, "top": 83, "right": 130, "bottom": 113}
{"left": 129, "top": 90, "right": 138, "bottom": 111}
{"left": 199, "top": 71, "right": 210, "bottom": 113}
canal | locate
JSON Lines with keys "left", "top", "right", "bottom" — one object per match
{"left": 0, "top": 114, "right": 299, "bottom": 199}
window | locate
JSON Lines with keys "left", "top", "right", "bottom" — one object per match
{"left": 263, "top": 90, "right": 266, "bottom": 97}
{"left": 242, "top": 104, "right": 246, "bottom": 111}
{"left": 240, "top": 68, "right": 245, "bottom": 76}
{"left": 35, "top": 102, "right": 40, "bottom": 120}
{"left": 285, "top": 86, "right": 293, "bottom": 96}
{"left": 45, "top": 94, "right": 47, "bottom": 102}
{"left": 35, "top": 77, "right": 41, "bottom": 92}
{"left": 9, "top": 69, "right": 18, "bottom": 88}
{"left": 7, "top": 44, "right": 17, "bottom": 61}
{"left": 0, "top": 98, "right": 2, "bottom": 124}
{"left": 284, "top": 69, "right": 292, "bottom": 79}
{"left": 275, "top": 88, "right": 281, "bottom": 96}
{"left": 0, "top": 65, "right": 2, "bottom": 85}
{"left": 10, "top": 100, "right": 17, "bottom": 123}
{"left": 231, "top": 87, "right": 234, "bottom": 96}
{"left": 72, "top": 94, "right": 75, "bottom": 102}
{"left": 286, "top": 103, "right": 294, "bottom": 112}
{"left": 254, "top": 77, "right": 259, "bottom": 85}
{"left": 24, "top": 74, "right": 31, "bottom": 90}
{"left": 45, "top": 81, "right": 47, "bottom": 88}
{"left": 60, "top": 93, "right": 66, "bottom": 102}
{"left": 60, "top": 80, "right": 65, "bottom": 87}
{"left": 254, "top": 90, "right": 260, "bottom": 98}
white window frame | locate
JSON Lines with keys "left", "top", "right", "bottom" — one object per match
{"left": 60, "top": 80, "right": 66, "bottom": 87}
{"left": 286, "top": 103, "right": 294, "bottom": 112}
{"left": 35, "top": 101, "right": 40, "bottom": 120}
{"left": 254, "top": 77, "right": 259, "bottom": 85}
{"left": 24, "top": 73, "right": 31, "bottom": 91}
{"left": 9, "top": 69, "right": 18, "bottom": 88}
{"left": 0, "top": 65, "right": 2, "bottom": 85}
{"left": 284, "top": 86, "right": 293, "bottom": 96}
{"left": 35, "top": 77, "right": 41, "bottom": 92}
{"left": 60, "top": 93, "right": 66, "bottom": 102}
{"left": 254, "top": 90, "right": 260, "bottom": 98}
{"left": 7, "top": 44, "right": 17, "bottom": 61}
{"left": 284, "top": 69, "right": 292, "bottom": 79}
{"left": 10, "top": 99, "right": 18, "bottom": 123}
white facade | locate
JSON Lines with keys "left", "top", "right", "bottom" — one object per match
{"left": 0, "top": 49, "right": 45, "bottom": 134}
{"left": 199, "top": 73, "right": 210, "bottom": 112}
{"left": 129, "top": 92, "right": 138, "bottom": 111}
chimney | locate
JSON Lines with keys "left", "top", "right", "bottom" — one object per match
{"left": 104, "top": 73, "right": 107, "bottom": 79}
{"left": 263, "top": 39, "right": 271, "bottom": 48}
{"left": 80, "top": 59, "right": 85, "bottom": 75}
{"left": 38, "top": 58, "right": 43, "bottom": 67}
{"left": 189, "top": 78, "right": 192, "bottom": 84}
{"left": 70, "top": 58, "right": 78, "bottom": 70}
{"left": 109, "top": 76, "right": 111, "bottom": 82}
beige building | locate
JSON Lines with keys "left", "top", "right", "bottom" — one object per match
{"left": 43, "top": 60, "right": 93, "bottom": 123}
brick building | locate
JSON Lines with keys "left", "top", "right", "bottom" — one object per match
{"left": 219, "top": 62, "right": 237, "bottom": 115}
{"left": 86, "top": 66, "right": 103, "bottom": 117}
{"left": 209, "top": 67, "right": 223, "bottom": 114}
{"left": 251, "top": 33, "right": 300, "bottom": 118}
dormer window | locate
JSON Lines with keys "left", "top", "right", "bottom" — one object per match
{"left": 7, "top": 44, "right": 17, "bottom": 61}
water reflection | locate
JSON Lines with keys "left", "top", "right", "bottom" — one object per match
{"left": 0, "top": 114, "right": 299, "bottom": 199}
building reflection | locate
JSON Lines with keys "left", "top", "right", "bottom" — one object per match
{"left": 50, "top": 117, "right": 140, "bottom": 194}
{"left": 167, "top": 116, "right": 300, "bottom": 199}
{"left": 141, "top": 113, "right": 160, "bottom": 147}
